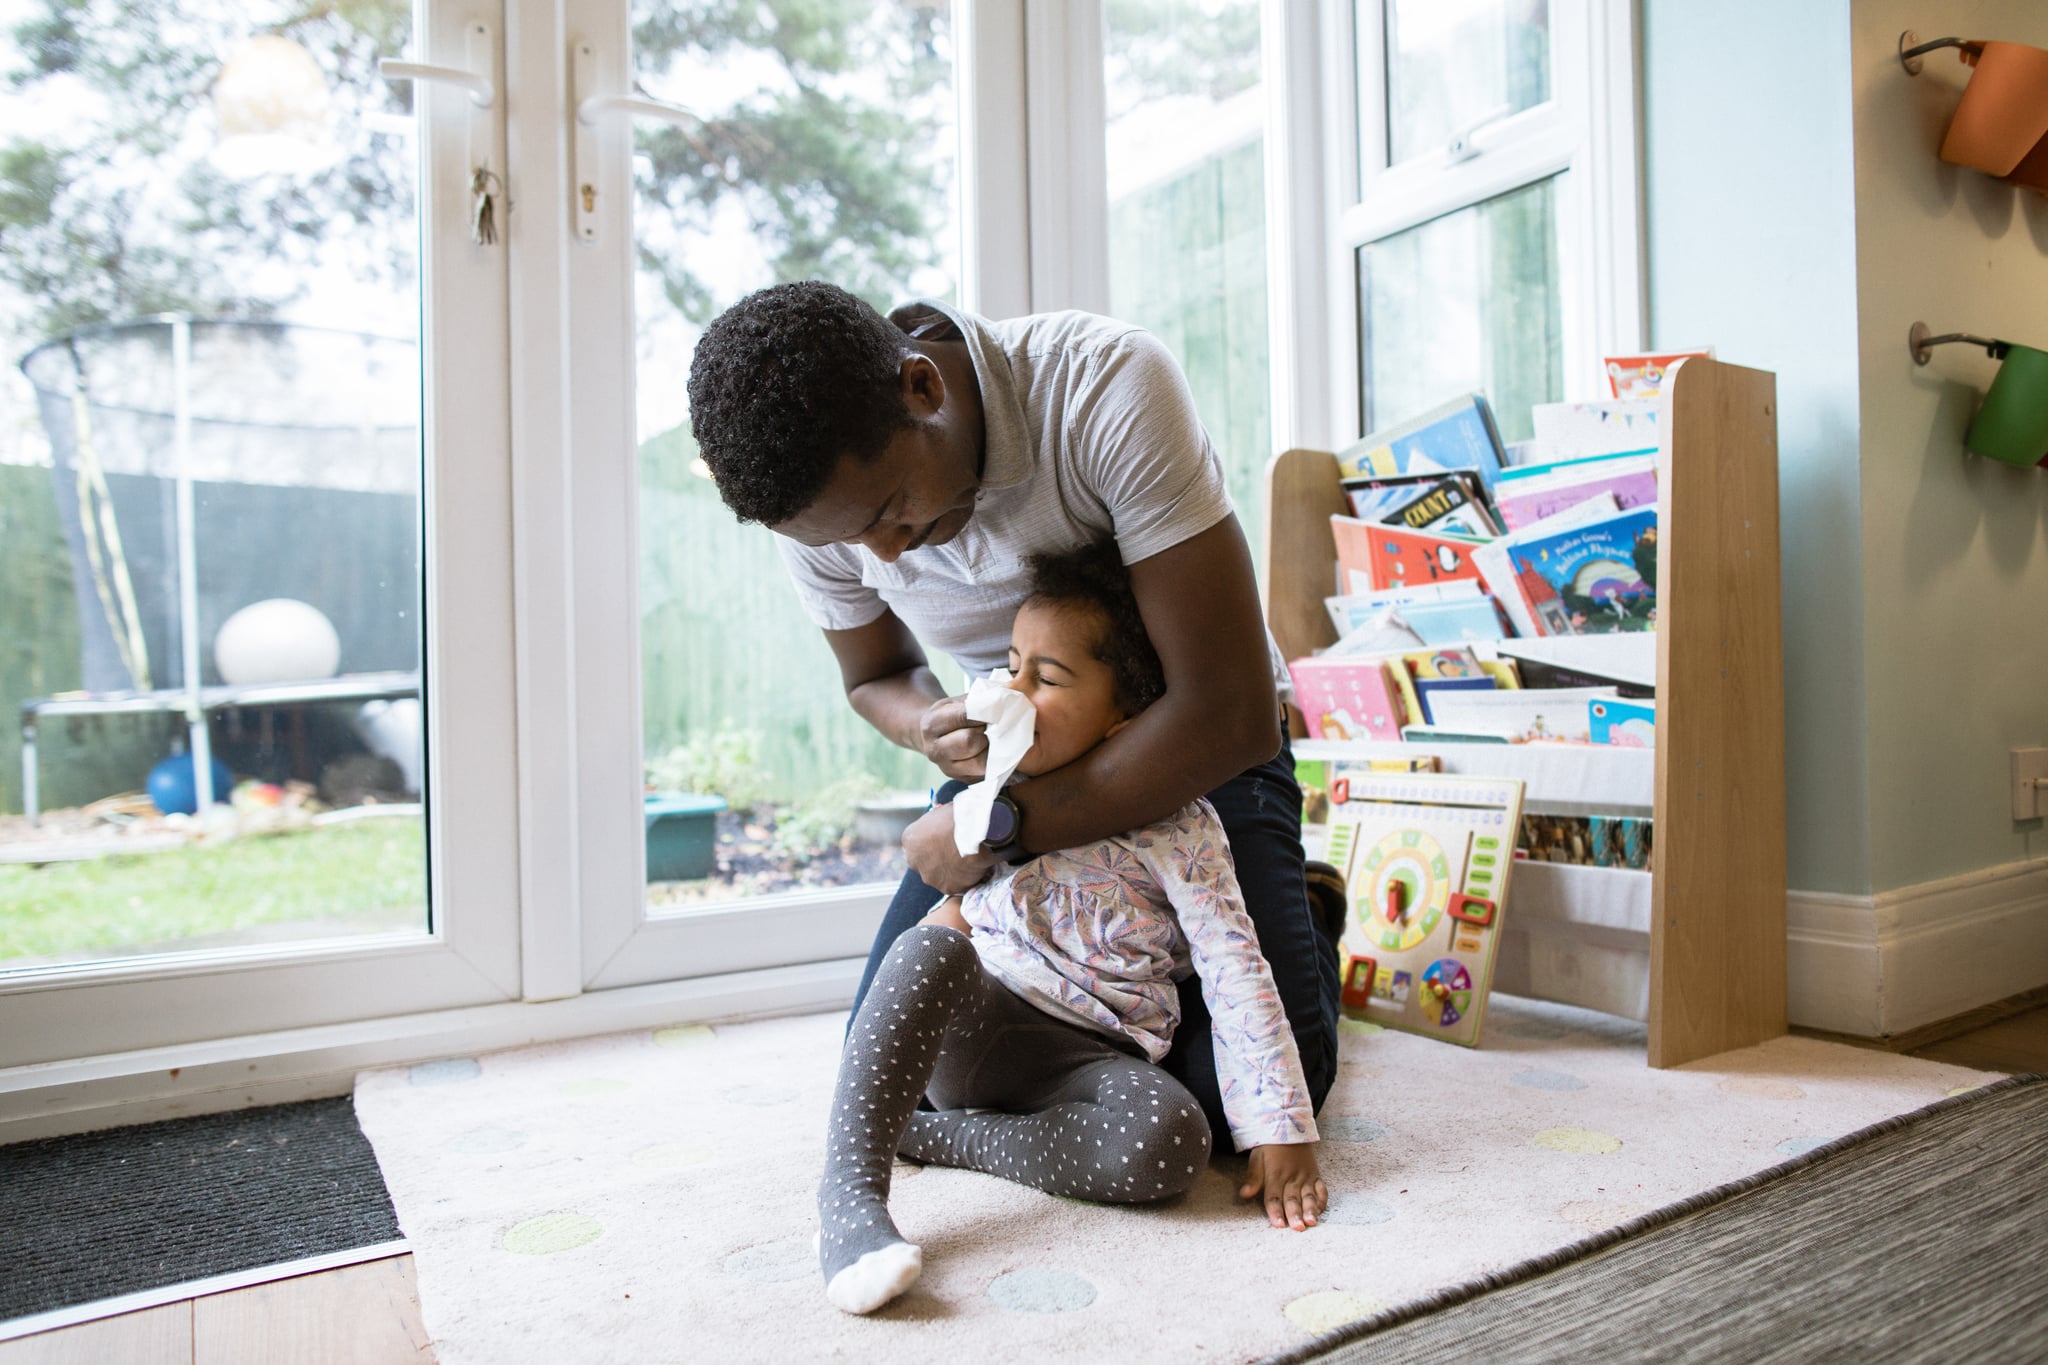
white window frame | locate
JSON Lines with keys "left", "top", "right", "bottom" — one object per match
{"left": 1323, "top": 0, "right": 1644, "bottom": 444}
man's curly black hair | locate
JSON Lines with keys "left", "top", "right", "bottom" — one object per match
{"left": 1024, "top": 539, "right": 1166, "bottom": 718}
{"left": 685, "top": 281, "right": 914, "bottom": 526}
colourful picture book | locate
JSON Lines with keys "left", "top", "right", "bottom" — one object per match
{"left": 1493, "top": 453, "right": 1658, "bottom": 532}
{"left": 1398, "top": 597, "right": 1509, "bottom": 646}
{"left": 1402, "top": 646, "right": 1487, "bottom": 680}
{"left": 1380, "top": 472, "right": 1499, "bottom": 539}
{"left": 1423, "top": 686, "right": 1620, "bottom": 744}
{"left": 1331, "top": 517, "right": 1490, "bottom": 596}
{"left": 1530, "top": 398, "right": 1663, "bottom": 458}
{"left": 1504, "top": 506, "right": 1660, "bottom": 636}
{"left": 1414, "top": 675, "right": 1498, "bottom": 725}
{"left": 1287, "top": 656, "right": 1406, "bottom": 741}
{"left": 1603, "top": 348, "right": 1713, "bottom": 400}
{"left": 1335, "top": 394, "right": 1508, "bottom": 493}
{"left": 1325, "top": 581, "right": 1485, "bottom": 635}
{"left": 1471, "top": 495, "right": 1625, "bottom": 638}
{"left": 1588, "top": 697, "right": 1657, "bottom": 747}
{"left": 1494, "top": 634, "right": 1655, "bottom": 691}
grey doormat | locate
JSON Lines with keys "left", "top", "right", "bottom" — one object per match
{"left": 1268, "top": 1073, "right": 2048, "bottom": 1364}
{"left": 0, "top": 1096, "right": 402, "bottom": 1325}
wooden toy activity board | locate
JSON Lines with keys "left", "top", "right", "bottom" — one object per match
{"left": 1324, "top": 772, "right": 1526, "bottom": 1047}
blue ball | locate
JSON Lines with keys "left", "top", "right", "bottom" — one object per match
{"left": 147, "top": 753, "right": 236, "bottom": 816}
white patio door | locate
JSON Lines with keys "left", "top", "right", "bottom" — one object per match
{"left": 550, "top": 0, "right": 986, "bottom": 991}
{"left": 0, "top": 0, "right": 521, "bottom": 1064}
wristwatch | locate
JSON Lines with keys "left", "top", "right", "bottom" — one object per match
{"left": 981, "top": 792, "right": 1031, "bottom": 865}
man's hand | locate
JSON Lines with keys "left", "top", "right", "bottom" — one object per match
{"left": 902, "top": 802, "right": 1000, "bottom": 895}
{"left": 1240, "top": 1143, "right": 1327, "bottom": 1231}
{"left": 918, "top": 696, "right": 989, "bottom": 781}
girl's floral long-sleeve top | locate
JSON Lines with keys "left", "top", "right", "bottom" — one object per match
{"left": 960, "top": 796, "right": 1318, "bottom": 1152}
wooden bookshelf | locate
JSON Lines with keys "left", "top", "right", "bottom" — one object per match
{"left": 1262, "top": 358, "right": 1787, "bottom": 1068}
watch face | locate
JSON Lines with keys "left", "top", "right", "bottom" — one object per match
{"left": 984, "top": 797, "right": 1016, "bottom": 845}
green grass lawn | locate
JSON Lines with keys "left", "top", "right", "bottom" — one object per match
{"left": 0, "top": 819, "right": 427, "bottom": 963}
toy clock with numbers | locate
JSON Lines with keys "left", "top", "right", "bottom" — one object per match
{"left": 1321, "top": 772, "right": 1527, "bottom": 1047}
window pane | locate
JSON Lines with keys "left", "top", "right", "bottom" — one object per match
{"left": 1103, "top": 0, "right": 1271, "bottom": 534}
{"left": 632, "top": 1, "right": 958, "bottom": 909}
{"left": 1357, "top": 178, "right": 1561, "bottom": 444}
{"left": 1, "top": 4, "right": 429, "bottom": 970}
{"left": 1381, "top": 0, "right": 1550, "bottom": 166}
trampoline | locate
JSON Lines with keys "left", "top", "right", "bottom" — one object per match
{"left": 17, "top": 317, "right": 425, "bottom": 821}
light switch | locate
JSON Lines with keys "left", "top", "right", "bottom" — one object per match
{"left": 2013, "top": 748, "right": 2048, "bottom": 820}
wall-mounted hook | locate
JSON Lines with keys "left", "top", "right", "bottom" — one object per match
{"left": 1909, "top": 321, "right": 2009, "bottom": 365}
{"left": 1899, "top": 32, "right": 1983, "bottom": 76}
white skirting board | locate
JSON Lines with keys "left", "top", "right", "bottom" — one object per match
{"left": 1494, "top": 854, "right": 2048, "bottom": 1039}
{"left": 1788, "top": 856, "right": 2048, "bottom": 1038}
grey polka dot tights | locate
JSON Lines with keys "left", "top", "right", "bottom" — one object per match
{"left": 819, "top": 925, "right": 1212, "bottom": 1286}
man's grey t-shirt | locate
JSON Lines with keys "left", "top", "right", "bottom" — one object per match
{"left": 777, "top": 300, "right": 1285, "bottom": 685}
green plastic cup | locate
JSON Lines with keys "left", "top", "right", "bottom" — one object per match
{"left": 1966, "top": 342, "right": 2048, "bottom": 467}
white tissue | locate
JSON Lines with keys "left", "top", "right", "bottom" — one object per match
{"left": 952, "top": 667, "right": 1037, "bottom": 856}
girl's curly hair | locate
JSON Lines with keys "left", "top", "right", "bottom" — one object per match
{"left": 1024, "top": 539, "right": 1165, "bottom": 716}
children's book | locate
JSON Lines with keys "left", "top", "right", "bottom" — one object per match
{"left": 1424, "top": 686, "right": 1620, "bottom": 744}
{"left": 1493, "top": 453, "right": 1658, "bottom": 532}
{"left": 1511, "top": 656, "right": 1656, "bottom": 699}
{"left": 1401, "top": 646, "right": 1486, "bottom": 680}
{"left": 1342, "top": 470, "right": 1453, "bottom": 521}
{"left": 1331, "top": 517, "right": 1490, "bottom": 596}
{"left": 1325, "top": 772, "right": 1527, "bottom": 1047}
{"left": 1335, "top": 394, "right": 1508, "bottom": 493}
{"left": 1471, "top": 495, "right": 1623, "bottom": 638}
{"left": 1530, "top": 398, "right": 1664, "bottom": 458}
{"left": 1324, "top": 608, "right": 1427, "bottom": 656}
{"left": 1414, "top": 675, "right": 1498, "bottom": 725}
{"left": 1504, "top": 506, "right": 1660, "bottom": 636}
{"left": 1603, "top": 348, "right": 1713, "bottom": 400}
{"left": 1494, "top": 634, "right": 1656, "bottom": 691}
{"left": 1398, "top": 597, "right": 1509, "bottom": 646}
{"left": 1398, "top": 725, "right": 1513, "bottom": 744}
{"left": 1286, "top": 656, "right": 1406, "bottom": 741}
{"left": 1588, "top": 697, "right": 1657, "bottom": 747}
{"left": 1325, "top": 581, "right": 1484, "bottom": 635}
{"left": 1520, "top": 813, "right": 1655, "bottom": 870}
{"left": 1380, "top": 472, "right": 1500, "bottom": 539}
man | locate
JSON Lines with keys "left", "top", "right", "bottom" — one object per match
{"left": 685, "top": 280, "right": 1339, "bottom": 1143}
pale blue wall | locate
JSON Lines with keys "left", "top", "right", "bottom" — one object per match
{"left": 1642, "top": 0, "right": 1871, "bottom": 894}
{"left": 1849, "top": 0, "right": 2048, "bottom": 890}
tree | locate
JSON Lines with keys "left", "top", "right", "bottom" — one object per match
{"left": 0, "top": 0, "right": 953, "bottom": 342}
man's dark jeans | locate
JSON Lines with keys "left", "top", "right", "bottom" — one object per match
{"left": 847, "top": 735, "right": 1340, "bottom": 1149}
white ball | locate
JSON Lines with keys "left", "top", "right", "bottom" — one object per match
{"left": 214, "top": 598, "right": 342, "bottom": 684}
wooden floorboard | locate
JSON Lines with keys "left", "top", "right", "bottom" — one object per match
{"left": 5, "top": 1005, "right": 2045, "bottom": 1361}
{"left": 2, "top": 1257, "right": 430, "bottom": 1365}
{"left": 0, "top": 1302, "right": 191, "bottom": 1365}
{"left": 1908, "top": 1004, "right": 2048, "bottom": 1074}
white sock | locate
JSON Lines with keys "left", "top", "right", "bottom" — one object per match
{"left": 824, "top": 1240, "right": 922, "bottom": 1315}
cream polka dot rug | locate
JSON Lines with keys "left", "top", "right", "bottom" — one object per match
{"left": 352, "top": 997, "right": 2000, "bottom": 1364}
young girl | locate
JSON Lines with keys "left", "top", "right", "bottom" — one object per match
{"left": 817, "top": 540, "right": 1324, "bottom": 1315}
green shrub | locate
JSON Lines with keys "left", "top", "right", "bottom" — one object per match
{"left": 644, "top": 724, "right": 779, "bottom": 813}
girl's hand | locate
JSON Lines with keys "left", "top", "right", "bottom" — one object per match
{"left": 1240, "top": 1143, "right": 1327, "bottom": 1230}
{"left": 918, "top": 696, "right": 989, "bottom": 781}
{"left": 920, "top": 896, "right": 970, "bottom": 934}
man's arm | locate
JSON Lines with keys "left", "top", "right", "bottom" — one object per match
{"left": 824, "top": 610, "right": 989, "bottom": 779}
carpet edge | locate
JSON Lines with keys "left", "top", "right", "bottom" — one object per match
{"left": 1254, "top": 1071, "right": 2048, "bottom": 1365}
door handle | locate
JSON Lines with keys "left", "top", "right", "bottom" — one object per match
{"left": 569, "top": 41, "right": 703, "bottom": 243}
